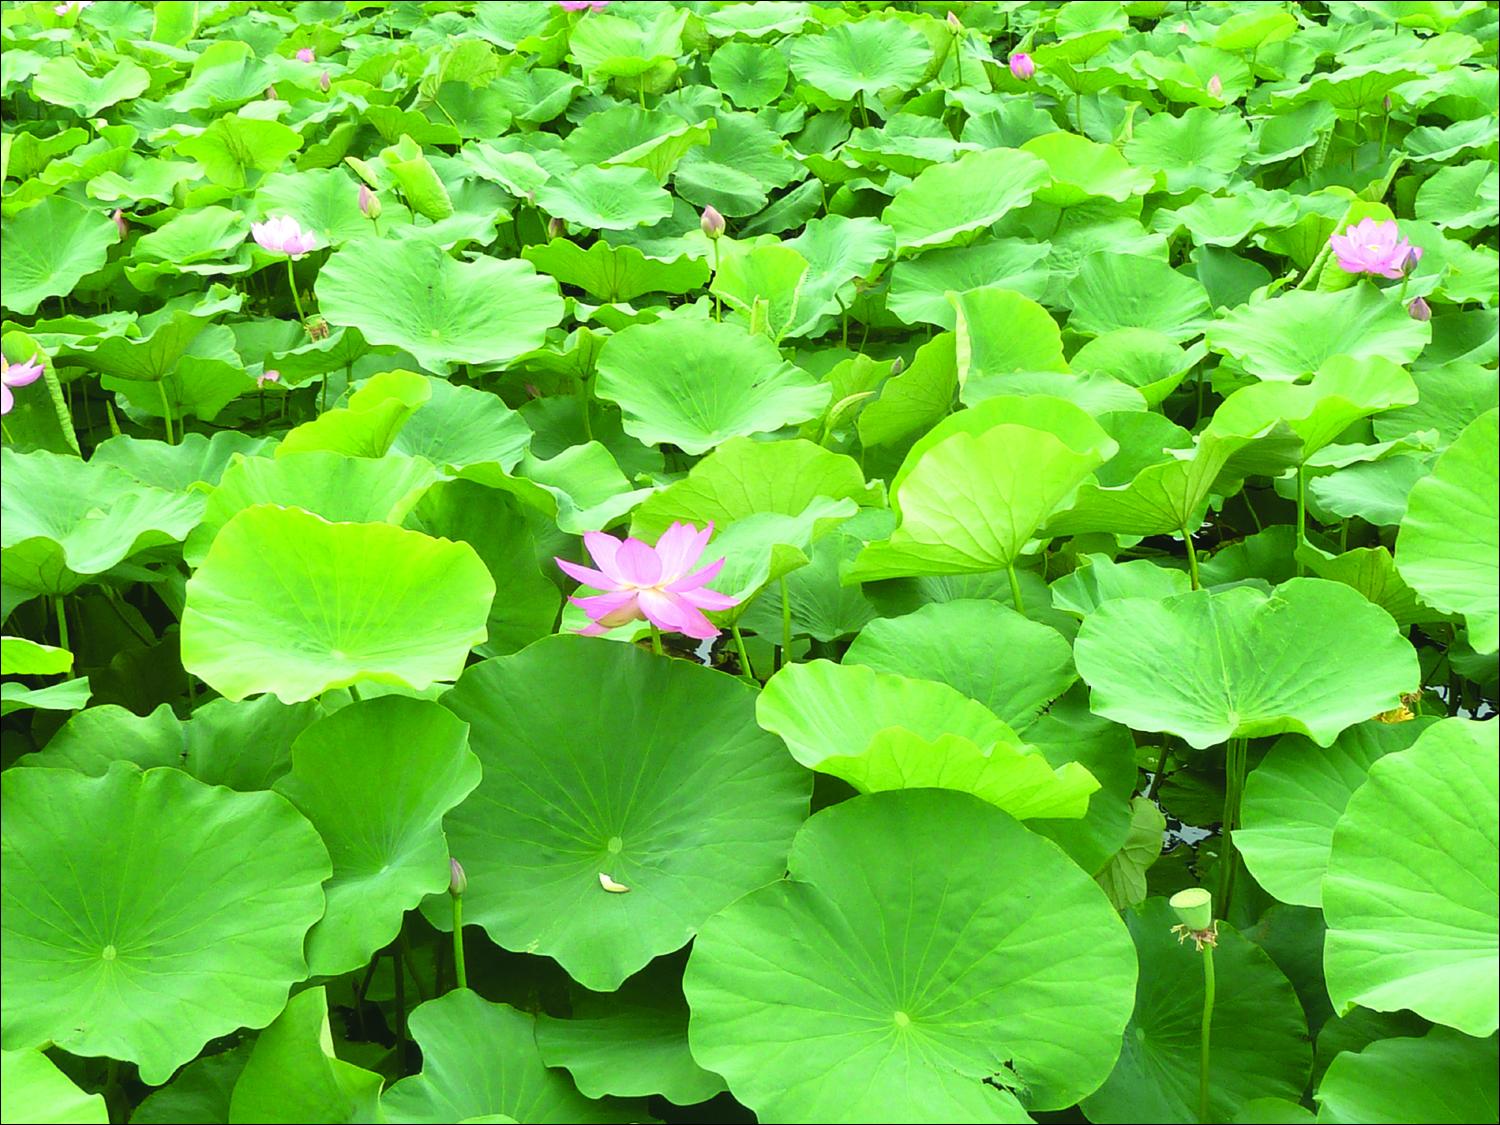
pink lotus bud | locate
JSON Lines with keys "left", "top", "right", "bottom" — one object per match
{"left": 257, "top": 368, "right": 281, "bottom": 388}
{"left": 1407, "top": 296, "right": 1431, "bottom": 322}
{"left": 319, "top": 70, "right": 330, "bottom": 93}
{"left": 1009, "top": 53, "right": 1035, "bottom": 81}
{"left": 946, "top": 10, "right": 962, "bottom": 32}
{"left": 548, "top": 216, "right": 565, "bottom": 240}
{"left": 448, "top": 858, "right": 467, "bottom": 896}
{"left": 700, "top": 205, "right": 725, "bottom": 240}
{"left": 265, "top": 84, "right": 278, "bottom": 100}
{"left": 111, "top": 208, "right": 128, "bottom": 240}
{"left": 524, "top": 383, "right": 542, "bottom": 398}
{"left": 890, "top": 356, "right": 905, "bottom": 376}
{"left": 557, "top": 0, "right": 609, "bottom": 9}
{"left": 1403, "top": 245, "right": 1423, "bottom": 275}
{"left": 1207, "top": 74, "right": 1223, "bottom": 98}
{"left": 1383, "top": 94, "right": 1392, "bottom": 112}
{"left": 358, "top": 184, "right": 381, "bottom": 219}
{"left": 296, "top": 47, "right": 315, "bottom": 63}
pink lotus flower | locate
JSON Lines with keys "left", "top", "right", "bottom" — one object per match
{"left": 54, "top": 0, "right": 92, "bottom": 14}
{"left": 1009, "top": 52, "right": 1035, "bottom": 81}
{"left": 1328, "top": 218, "right": 1422, "bottom": 280}
{"left": 111, "top": 208, "right": 128, "bottom": 239}
{"left": 296, "top": 47, "right": 315, "bottom": 63}
{"left": 251, "top": 215, "right": 319, "bottom": 258}
{"left": 558, "top": 0, "right": 609, "bottom": 9}
{"left": 1207, "top": 74, "right": 1223, "bottom": 98}
{"left": 556, "top": 523, "right": 739, "bottom": 640}
{"left": 319, "top": 70, "right": 330, "bottom": 92}
{"left": 2, "top": 354, "right": 45, "bottom": 416}
{"left": 257, "top": 368, "right": 281, "bottom": 388}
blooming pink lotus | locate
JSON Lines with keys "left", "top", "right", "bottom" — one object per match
{"left": 251, "top": 215, "right": 319, "bottom": 258}
{"left": 296, "top": 47, "right": 315, "bottom": 63}
{"left": 1328, "top": 218, "right": 1422, "bottom": 280}
{"left": 257, "top": 368, "right": 281, "bottom": 388}
{"left": 556, "top": 523, "right": 739, "bottom": 640}
{"left": 558, "top": 0, "right": 609, "bottom": 10}
{"left": 54, "top": 0, "right": 92, "bottom": 14}
{"left": 2, "top": 354, "right": 45, "bottom": 416}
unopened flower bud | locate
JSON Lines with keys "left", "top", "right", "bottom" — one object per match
{"left": 1383, "top": 94, "right": 1392, "bottom": 112}
{"left": 1207, "top": 74, "right": 1223, "bottom": 98}
{"left": 257, "top": 368, "right": 281, "bottom": 388}
{"left": 889, "top": 356, "right": 905, "bottom": 376}
{"left": 700, "top": 204, "right": 725, "bottom": 239}
{"left": 319, "top": 70, "right": 330, "bottom": 93}
{"left": 448, "top": 857, "right": 467, "bottom": 897}
{"left": 111, "top": 208, "right": 128, "bottom": 240}
{"left": 548, "top": 215, "right": 565, "bottom": 240}
{"left": 265, "top": 84, "right": 278, "bottom": 100}
{"left": 358, "top": 184, "right": 381, "bottom": 219}
{"left": 1009, "top": 52, "right": 1035, "bottom": 81}
{"left": 1403, "top": 245, "right": 1423, "bottom": 275}
{"left": 946, "top": 10, "right": 961, "bottom": 32}
{"left": 1407, "top": 296, "right": 1431, "bottom": 322}
{"left": 1170, "top": 887, "right": 1214, "bottom": 932}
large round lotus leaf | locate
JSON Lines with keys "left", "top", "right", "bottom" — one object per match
{"left": 888, "top": 240, "right": 1052, "bottom": 326}
{"left": 130, "top": 1048, "right": 249, "bottom": 1125}
{"left": 1415, "top": 160, "right": 1500, "bottom": 231}
{"left": 1235, "top": 719, "right": 1433, "bottom": 909}
{"left": 1208, "top": 356, "right": 1419, "bottom": 462}
{"left": 857, "top": 332, "right": 959, "bottom": 449}
{"left": 1070, "top": 330, "right": 1198, "bottom": 407}
{"left": 1123, "top": 106, "right": 1252, "bottom": 194}
{"left": 0, "top": 1049, "right": 107, "bottom": 1125}
{"left": 880, "top": 148, "right": 1050, "bottom": 252}
{"left": 316, "top": 238, "right": 563, "bottom": 374}
{"left": 276, "top": 369, "right": 431, "bottom": 460}
{"left": 1314, "top": 1027, "right": 1498, "bottom": 1124}
{"left": 1374, "top": 363, "right": 1499, "bottom": 448}
{"left": 227, "top": 987, "right": 384, "bottom": 1125}
{"left": 274, "top": 697, "right": 481, "bottom": 977}
{"left": 524, "top": 238, "right": 710, "bottom": 303}
{"left": 593, "top": 317, "right": 829, "bottom": 455}
{"left": 537, "top": 163, "right": 674, "bottom": 230}
{"left": 438, "top": 636, "right": 810, "bottom": 992}
{"left": 1206, "top": 284, "right": 1431, "bottom": 382}
{"left": 562, "top": 104, "right": 712, "bottom": 183}
{"left": 1022, "top": 133, "right": 1155, "bottom": 206}
{"left": 1396, "top": 409, "right": 1498, "bottom": 654}
{"left": 843, "top": 600, "right": 1076, "bottom": 730}
{"left": 684, "top": 790, "right": 1138, "bottom": 1120}
{"left": 0, "top": 448, "right": 203, "bottom": 600}
{"left": 0, "top": 763, "right": 331, "bottom": 1084}
{"left": 1051, "top": 555, "right": 1193, "bottom": 618}
{"left": 0, "top": 195, "right": 117, "bottom": 315}
{"left": 709, "top": 40, "right": 789, "bottom": 108}
{"left": 1323, "top": 718, "right": 1499, "bottom": 1037}
{"left": 181, "top": 505, "right": 495, "bottom": 703}
{"left": 674, "top": 112, "right": 801, "bottom": 218}
{"left": 788, "top": 18, "right": 933, "bottom": 102}
{"left": 1064, "top": 253, "right": 1212, "bottom": 342}
{"left": 32, "top": 55, "right": 149, "bottom": 115}
{"left": 950, "top": 287, "right": 1070, "bottom": 385}
{"left": 849, "top": 402, "right": 1112, "bottom": 581}
{"left": 91, "top": 431, "right": 269, "bottom": 492}
{"left": 1074, "top": 579, "right": 1419, "bottom": 749}
{"left": 569, "top": 8, "right": 687, "bottom": 81}
{"left": 383, "top": 991, "right": 636, "bottom": 1123}
{"left": 1081, "top": 899, "right": 1311, "bottom": 1124}
{"left": 387, "top": 376, "right": 532, "bottom": 472}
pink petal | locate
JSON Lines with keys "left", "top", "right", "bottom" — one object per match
{"left": 679, "top": 585, "right": 739, "bottom": 611}
{"left": 582, "top": 530, "right": 625, "bottom": 582}
{"left": 638, "top": 589, "right": 719, "bottom": 639}
{"left": 556, "top": 556, "right": 622, "bottom": 591}
{"left": 666, "top": 556, "right": 725, "bottom": 592}
{"left": 612, "top": 538, "right": 663, "bottom": 586}
{"left": 654, "top": 521, "right": 710, "bottom": 583}
{"left": 1, "top": 385, "right": 13, "bottom": 415}
{"left": 570, "top": 590, "right": 642, "bottom": 629}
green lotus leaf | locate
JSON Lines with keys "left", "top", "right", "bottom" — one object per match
{"left": 1, "top": 196, "right": 116, "bottom": 315}
{"left": 31, "top": 56, "right": 148, "bottom": 116}
{"left": 0, "top": 448, "right": 202, "bottom": 600}
{"left": 0, "top": 763, "right": 330, "bottom": 1084}
{"left": 703, "top": 0, "right": 813, "bottom": 37}
{"left": 1081, "top": 899, "right": 1311, "bottom": 1123}
{"left": 857, "top": 331, "right": 958, "bottom": 447}
{"left": 133, "top": 205, "right": 248, "bottom": 267}
{"left": 1051, "top": 555, "right": 1194, "bottom": 618}
{"left": 176, "top": 115, "right": 303, "bottom": 190}
{"left": 1374, "top": 362, "right": 1499, "bottom": 448}
{"left": 1161, "top": 192, "right": 1301, "bottom": 250}
{"left": 0, "top": 635, "right": 71, "bottom": 675}
{"left": 952, "top": 286, "right": 1069, "bottom": 392}
{"left": 1211, "top": 7, "right": 1298, "bottom": 50}
{"left": 1207, "top": 284, "right": 1431, "bottom": 383}
{"left": 274, "top": 697, "right": 480, "bottom": 976}
{"left": 316, "top": 239, "right": 563, "bottom": 374}
{"left": 383, "top": 991, "right": 636, "bottom": 1123}
{"left": 684, "top": 790, "right": 1138, "bottom": 1120}
{"left": 708, "top": 241, "right": 811, "bottom": 343}
{"left": 736, "top": 529, "right": 878, "bottom": 644}
{"left": 1323, "top": 718, "right": 1499, "bottom": 1037}
{"left": 1271, "top": 62, "right": 1425, "bottom": 111}
{"left": 457, "top": 443, "right": 652, "bottom": 535}
{"left": 709, "top": 40, "right": 789, "bottom": 108}
{"left": 1023, "top": 133, "right": 1155, "bottom": 206}
{"left": 23, "top": 695, "right": 324, "bottom": 790}
{"left": 91, "top": 431, "right": 268, "bottom": 492}
{"left": 880, "top": 148, "right": 1051, "bottom": 253}
{"left": 1094, "top": 797, "right": 1167, "bottom": 911}
{"left": 594, "top": 316, "right": 829, "bottom": 455}
{"left": 185, "top": 450, "right": 438, "bottom": 566}
{"left": 562, "top": 105, "right": 713, "bottom": 183}
{"left": 130, "top": 1047, "right": 249, "bottom": 1125}
{"left": 674, "top": 113, "right": 801, "bottom": 217}
{"left": 784, "top": 214, "right": 896, "bottom": 332}
{"left": 181, "top": 504, "right": 494, "bottom": 703}
{"left": 537, "top": 163, "right": 674, "bottom": 230}
{"left": 387, "top": 376, "right": 532, "bottom": 472}
{"left": 377, "top": 139, "right": 454, "bottom": 222}
{"left": 1070, "top": 330, "right": 1201, "bottom": 407}
{"left": 1064, "top": 253, "right": 1212, "bottom": 342}
{"left": 788, "top": 17, "right": 933, "bottom": 102}
{"left": 1236, "top": 719, "right": 1434, "bottom": 909}
{"left": 277, "top": 369, "right": 432, "bottom": 459}
{"left": 850, "top": 395, "right": 1114, "bottom": 581}
{"left": 568, "top": 9, "right": 687, "bottom": 81}
{"left": 1415, "top": 160, "right": 1500, "bottom": 231}
{"left": 1396, "top": 409, "right": 1499, "bottom": 654}
{"left": 1124, "top": 106, "right": 1252, "bottom": 194}
{"left": 844, "top": 600, "right": 1076, "bottom": 730}
{"left": 255, "top": 167, "right": 387, "bottom": 250}
{"left": 844, "top": 115, "right": 976, "bottom": 178}
{"left": 227, "top": 987, "right": 384, "bottom": 1125}
{"left": 1295, "top": 541, "right": 1436, "bottom": 629}
{"left": 0, "top": 1049, "right": 107, "bottom": 1125}
{"left": 524, "top": 238, "right": 709, "bottom": 302}
{"left": 438, "top": 636, "right": 810, "bottom": 991}
{"left": 0, "top": 677, "right": 91, "bottom": 717}
{"left": 1074, "top": 579, "right": 1420, "bottom": 749}
{"left": 888, "top": 240, "right": 1051, "bottom": 327}
{"left": 534, "top": 966, "right": 726, "bottom": 1106}
{"left": 1314, "top": 1027, "right": 1498, "bottom": 1124}
{"left": 167, "top": 41, "right": 273, "bottom": 112}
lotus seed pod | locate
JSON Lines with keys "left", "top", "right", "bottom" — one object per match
{"left": 1169, "top": 887, "right": 1214, "bottom": 932}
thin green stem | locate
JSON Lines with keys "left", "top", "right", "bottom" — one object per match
{"left": 577, "top": 373, "right": 592, "bottom": 442}
{"left": 1351, "top": 107, "right": 1362, "bottom": 170}
{"left": 1184, "top": 527, "right": 1201, "bottom": 590}
{"left": 54, "top": 595, "right": 69, "bottom": 652}
{"left": 731, "top": 623, "right": 757, "bottom": 684}
{"left": 1006, "top": 564, "right": 1026, "bottom": 616}
{"left": 1378, "top": 107, "right": 1390, "bottom": 163}
{"left": 1147, "top": 739, "right": 1171, "bottom": 801}
{"left": 710, "top": 240, "right": 722, "bottom": 323}
{"left": 952, "top": 32, "right": 963, "bottom": 89}
{"left": 1, "top": 420, "right": 14, "bottom": 444}
{"left": 1217, "top": 737, "right": 1247, "bottom": 914}
{"left": 1075, "top": 88, "right": 1083, "bottom": 133}
{"left": 1198, "top": 943, "right": 1216, "bottom": 1124}
{"left": 156, "top": 380, "right": 175, "bottom": 445}
{"left": 41, "top": 361, "right": 80, "bottom": 454}
{"left": 649, "top": 623, "right": 663, "bottom": 656}
{"left": 638, "top": 73, "right": 645, "bottom": 108}
{"left": 451, "top": 895, "right": 467, "bottom": 991}
{"left": 1295, "top": 464, "right": 1307, "bottom": 575}
{"left": 393, "top": 938, "right": 408, "bottom": 1076}
{"left": 780, "top": 578, "right": 792, "bottom": 663}
{"left": 855, "top": 90, "right": 869, "bottom": 127}
{"left": 399, "top": 928, "right": 428, "bottom": 1003}
{"left": 285, "top": 255, "right": 308, "bottom": 326}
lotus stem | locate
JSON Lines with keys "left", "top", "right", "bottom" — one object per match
{"left": 1006, "top": 564, "right": 1026, "bottom": 616}
{"left": 393, "top": 939, "right": 408, "bottom": 1076}
{"left": 577, "top": 373, "right": 592, "bottom": 442}
{"left": 285, "top": 256, "right": 309, "bottom": 327}
{"left": 711, "top": 240, "right": 722, "bottom": 323}
{"left": 1198, "top": 943, "right": 1216, "bottom": 1123}
{"left": 1295, "top": 465, "right": 1307, "bottom": 576}
{"left": 156, "top": 379, "right": 175, "bottom": 445}
{"left": 1217, "top": 737, "right": 1248, "bottom": 914}
{"left": 731, "top": 623, "right": 757, "bottom": 684}
{"left": 1147, "top": 739, "right": 1171, "bottom": 800}
{"left": 54, "top": 595, "right": 68, "bottom": 652}
{"left": 1183, "top": 527, "right": 1201, "bottom": 590}
{"left": 452, "top": 896, "right": 467, "bottom": 991}
{"left": 41, "top": 361, "right": 80, "bottom": 454}
{"left": 649, "top": 623, "right": 664, "bottom": 656}
{"left": 780, "top": 578, "right": 793, "bottom": 664}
